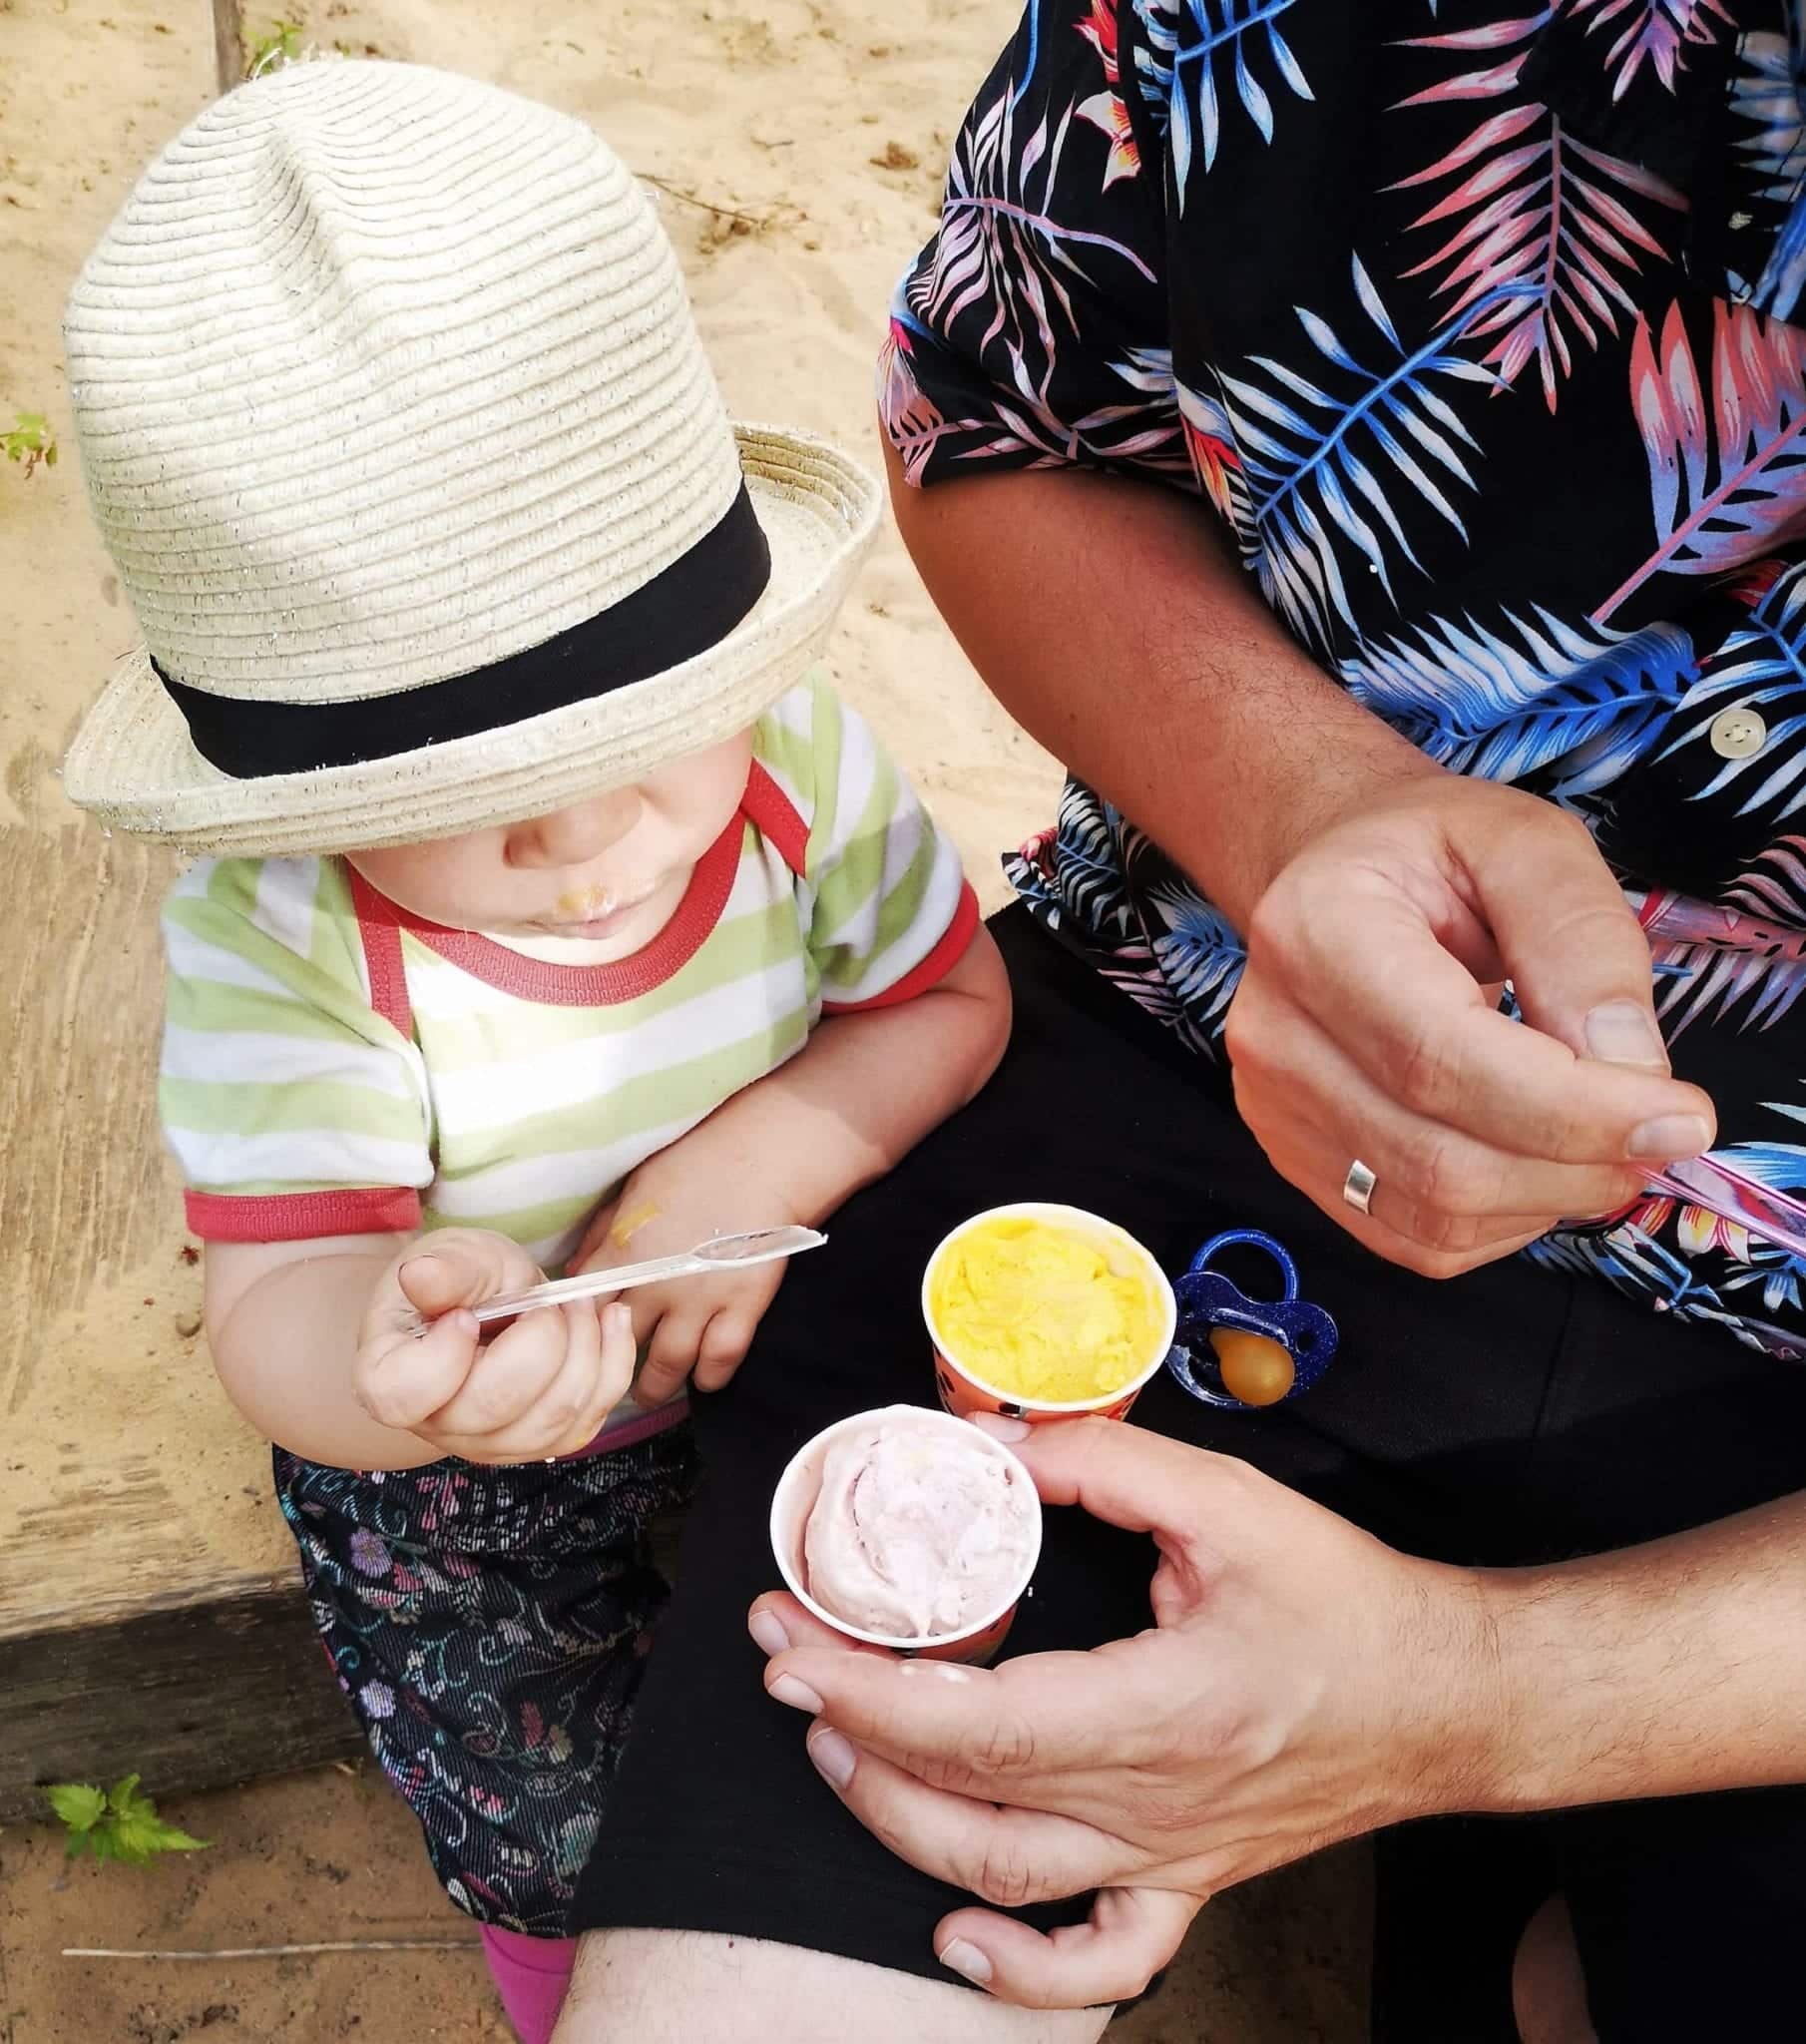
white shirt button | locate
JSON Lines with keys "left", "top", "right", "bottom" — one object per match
{"left": 1709, "top": 707, "right": 1768, "bottom": 760}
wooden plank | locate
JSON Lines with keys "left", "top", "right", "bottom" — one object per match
{"left": 211, "top": 0, "right": 242, "bottom": 91}
{"left": 0, "top": 1577, "right": 358, "bottom": 1822}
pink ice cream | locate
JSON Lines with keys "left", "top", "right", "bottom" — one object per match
{"left": 801, "top": 1412, "right": 1038, "bottom": 1640}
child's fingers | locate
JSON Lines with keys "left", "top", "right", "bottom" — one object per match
{"left": 449, "top": 1302, "right": 624, "bottom": 1462}
{"left": 425, "top": 1306, "right": 566, "bottom": 1437}
{"left": 353, "top": 1310, "right": 481, "bottom": 1430}
{"left": 632, "top": 1313, "right": 700, "bottom": 1409}
{"left": 397, "top": 1237, "right": 532, "bottom": 1317}
{"left": 537, "top": 1296, "right": 612, "bottom": 1457}
{"left": 692, "top": 1308, "right": 755, "bottom": 1392}
{"left": 596, "top": 1299, "right": 638, "bottom": 1407}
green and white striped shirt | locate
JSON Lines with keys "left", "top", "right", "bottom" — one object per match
{"left": 161, "top": 677, "right": 977, "bottom": 1303}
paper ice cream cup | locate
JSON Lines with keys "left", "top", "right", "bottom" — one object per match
{"left": 923, "top": 1203, "right": 1177, "bottom": 1423}
{"left": 769, "top": 1403, "right": 1043, "bottom": 1666}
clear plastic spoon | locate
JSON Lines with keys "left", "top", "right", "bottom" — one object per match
{"left": 409, "top": 1225, "right": 827, "bottom": 1336}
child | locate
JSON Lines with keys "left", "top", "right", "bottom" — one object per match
{"left": 61, "top": 59, "right": 1011, "bottom": 2044}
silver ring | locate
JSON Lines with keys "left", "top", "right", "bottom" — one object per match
{"left": 1342, "top": 1159, "right": 1377, "bottom": 1217}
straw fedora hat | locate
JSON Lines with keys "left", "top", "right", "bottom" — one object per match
{"left": 62, "top": 59, "right": 879, "bottom": 856}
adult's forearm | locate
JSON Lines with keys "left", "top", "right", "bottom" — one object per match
{"left": 1472, "top": 1492, "right": 1806, "bottom": 1810}
{"left": 885, "top": 444, "right": 1440, "bottom": 927}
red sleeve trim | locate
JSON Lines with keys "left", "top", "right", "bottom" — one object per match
{"left": 821, "top": 880, "right": 982, "bottom": 1014}
{"left": 742, "top": 760, "right": 810, "bottom": 879}
{"left": 346, "top": 867, "right": 414, "bottom": 1037}
{"left": 185, "top": 1187, "right": 423, "bottom": 1243}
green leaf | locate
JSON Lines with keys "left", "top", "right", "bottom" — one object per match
{"left": 112, "top": 1808, "right": 209, "bottom": 1862}
{"left": 46, "top": 1783, "right": 106, "bottom": 1833}
{"left": 46, "top": 1775, "right": 209, "bottom": 1867}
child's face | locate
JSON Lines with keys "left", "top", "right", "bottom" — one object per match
{"left": 348, "top": 731, "right": 754, "bottom": 952}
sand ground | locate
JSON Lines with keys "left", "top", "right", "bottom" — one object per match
{"left": 0, "top": 0, "right": 1368, "bottom": 2034}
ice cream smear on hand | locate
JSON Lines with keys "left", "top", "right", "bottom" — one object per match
{"left": 931, "top": 1214, "right": 1165, "bottom": 1402}
{"left": 802, "top": 1414, "right": 1037, "bottom": 1639}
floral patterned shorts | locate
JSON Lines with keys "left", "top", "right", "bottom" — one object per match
{"left": 274, "top": 1424, "right": 698, "bottom": 1936}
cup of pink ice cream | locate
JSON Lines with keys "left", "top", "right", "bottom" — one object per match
{"left": 769, "top": 1404, "right": 1043, "bottom": 1665}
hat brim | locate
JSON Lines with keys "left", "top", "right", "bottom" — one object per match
{"left": 63, "top": 426, "right": 880, "bottom": 857}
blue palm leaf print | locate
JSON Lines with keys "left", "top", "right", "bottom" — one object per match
{"left": 1339, "top": 606, "right": 1694, "bottom": 795}
{"left": 1730, "top": 19, "right": 1806, "bottom": 199}
{"left": 1133, "top": 0, "right": 1312, "bottom": 202}
{"left": 1725, "top": 1128, "right": 1806, "bottom": 1187}
{"left": 1140, "top": 877, "right": 1246, "bottom": 1034}
{"left": 1730, "top": 18, "right": 1806, "bottom": 317}
{"left": 1523, "top": 1223, "right": 1801, "bottom": 1358}
{"left": 1214, "top": 254, "right": 1531, "bottom": 653}
{"left": 1049, "top": 779, "right": 1141, "bottom": 938}
{"left": 1656, "top": 562, "right": 1806, "bottom": 818}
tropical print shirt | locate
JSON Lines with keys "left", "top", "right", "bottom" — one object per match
{"left": 883, "top": 1, "right": 1806, "bottom": 1360}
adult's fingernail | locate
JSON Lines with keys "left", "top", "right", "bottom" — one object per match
{"left": 970, "top": 1412, "right": 1032, "bottom": 1443}
{"left": 938, "top": 1938, "right": 993, "bottom": 1986}
{"left": 1627, "top": 1114, "right": 1712, "bottom": 1161}
{"left": 747, "top": 1609, "right": 790, "bottom": 1657}
{"left": 768, "top": 1673, "right": 823, "bottom": 1715}
{"left": 807, "top": 1727, "right": 857, "bottom": 1788}
{"left": 1584, "top": 1001, "right": 1669, "bottom": 1070}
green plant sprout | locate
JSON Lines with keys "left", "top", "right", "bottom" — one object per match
{"left": 246, "top": 18, "right": 306, "bottom": 77}
{"left": 4, "top": 412, "right": 57, "bottom": 479}
{"left": 47, "top": 1776, "right": 210, "bottom": 1866}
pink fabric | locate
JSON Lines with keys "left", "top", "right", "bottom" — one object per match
{"left": 479, "top": 1924, "right": 576, "bottom": 2044}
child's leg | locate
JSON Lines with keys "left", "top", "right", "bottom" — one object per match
{"left": 271, "top": 1426, "right": 698, "bottom": 2022}
{"left": 480, "top": 1924, "right": 577, "bottom": 2044}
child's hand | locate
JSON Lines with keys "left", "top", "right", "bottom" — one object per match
{"left": 352, "top": 1230, "right": 636, "bottom": 1463}
{"left": 571, "top": 1174, "right": 795, "bottom": 1408}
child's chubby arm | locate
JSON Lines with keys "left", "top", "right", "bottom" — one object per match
{"left": 205, "top": 1229, "right": 636, "bottom": 1469}
{"left": 572, "top": 924, "right": 1012, "bottom": 1407}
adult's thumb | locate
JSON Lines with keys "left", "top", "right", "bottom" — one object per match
{"left": 975, "top": 1414, "right": 1237, "bottom": 1543}
{"left": 1470, "top": 808, "right": 1675, "bottom": 1074}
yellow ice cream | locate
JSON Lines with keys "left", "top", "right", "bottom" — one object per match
{"left": 930, "top": 1215, "right": 1164, "bottom": 1402}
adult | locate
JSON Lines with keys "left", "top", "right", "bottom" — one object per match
{"left": 559, "top": 7, "right": 1806, "bottom": 2039}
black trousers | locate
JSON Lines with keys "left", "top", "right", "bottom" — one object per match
{"left": 575, "top": 908, "right": 1806, "bottom": 2041}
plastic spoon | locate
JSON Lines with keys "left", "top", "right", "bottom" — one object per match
{"left": 408, "top": 1225, "right": 827, "bottom": 1336}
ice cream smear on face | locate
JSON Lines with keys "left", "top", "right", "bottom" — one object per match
{"left": 801, "top": 1414, "right": 1038, "bottom": 1640}
{"left": 930, "top": 1214, "right": 1165, "bottom": 1402}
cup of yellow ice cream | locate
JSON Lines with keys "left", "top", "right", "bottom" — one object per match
{"left": 923, "top": 1204, "right": 1176, "bottom": 1423}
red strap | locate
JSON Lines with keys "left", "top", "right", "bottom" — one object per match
{"left": 742, "top": 759, "right": 810, "bottom": 878}
{"left": 346, "top": 866, "right": 414, "bottom": 1037}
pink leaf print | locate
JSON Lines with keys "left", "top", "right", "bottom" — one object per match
{"left": 1566, "top": 0, "right": 1736, "bottom": 102}
{"left": 875, "top": 320, "right": 951, "bottom": 486}
{"left": 521, "top": 1701, "right": 544, "bottom": 1749}
{"left": 1390, "top": 13, "right": 1683, "bottom": 409}
{"left": 1595, "top": 300, "right": 1806, "bottom": 623}
{"left": 1392, "top": 10, "right": 1554, "bottom": 110}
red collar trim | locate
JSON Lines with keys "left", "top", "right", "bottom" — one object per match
{"left": 353, "top": 769, "right": 766, "bottom": 1009}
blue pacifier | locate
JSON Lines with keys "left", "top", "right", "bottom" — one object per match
{"left": 1166, "top": 1230, "right": 1339, "bottom": 1409}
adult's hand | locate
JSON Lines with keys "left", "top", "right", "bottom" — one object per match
{"left": 749, "top": 1417, "right": 1505, "bottom": 2010}
{"left": 888, "top": 455, "right": 1715, "bottom": 1279}
{"left": 1225, "top": 772, "right": 1716, "bottom": 1276}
